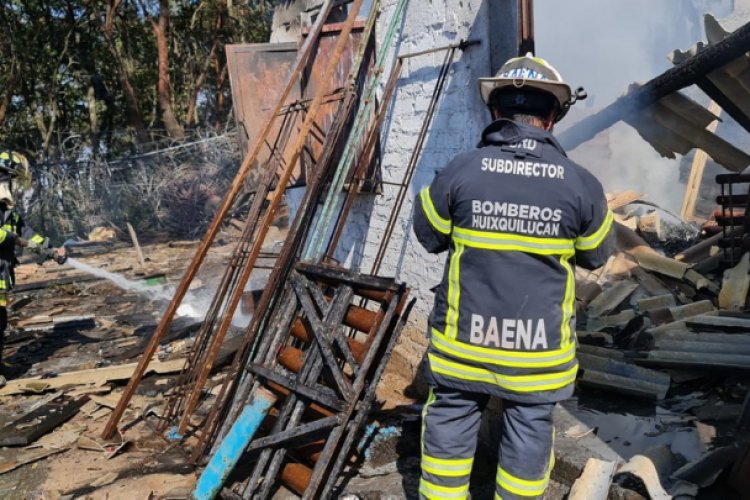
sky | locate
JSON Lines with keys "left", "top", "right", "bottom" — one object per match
{"left": 535, "top": 0, "right": 735, "bottom": 211}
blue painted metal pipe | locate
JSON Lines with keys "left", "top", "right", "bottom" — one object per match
{"left": 192, "top": 388, "right": 277, "bottom": 500}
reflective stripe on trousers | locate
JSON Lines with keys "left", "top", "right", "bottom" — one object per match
{"left": 420, "top": 386, "right": 555, "bottom": 500}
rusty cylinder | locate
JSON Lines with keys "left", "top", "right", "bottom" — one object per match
{"left": 281, "top": 462, "right": 313, "bottom": 496}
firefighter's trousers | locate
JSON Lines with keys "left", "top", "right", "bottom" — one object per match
{"left": 419, "top": 386, "right": 555, "bottom": 500}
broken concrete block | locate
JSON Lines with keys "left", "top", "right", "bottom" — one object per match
{"left": 719, "top": 253, "right": 750, "bottom": 311}
{"left": 568, "top": 457, "right": 617, "bottom": 500}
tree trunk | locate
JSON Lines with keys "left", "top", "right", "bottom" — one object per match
{"left": 153, "top": 0, "right": 184, "bottom": 139}
{"left": 185, "top": 40, "right": 218, "bottom": 128}
{"left": 87, "top": 83, "right": 100, "bottom": 154}
{"left": 214, "top": 56, "right": 228, "bottom": 130}
{"left": 0, "top": 72, "right": 17, "bottom": 125}
{"left": 102, "top": 0, "right": 150, "bottom": 146}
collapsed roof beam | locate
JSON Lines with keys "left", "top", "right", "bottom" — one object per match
{"left": 558, "top": 21, "right": 750, "bottom": 151}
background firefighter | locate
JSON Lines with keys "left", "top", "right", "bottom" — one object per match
{"left": 0, "top": 151, "right": 67, "bottom": 387}
{"left": 412, "top": 55, "right": 616, "bottom": 499}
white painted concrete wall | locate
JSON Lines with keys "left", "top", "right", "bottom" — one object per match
{"left": 331, "top": 0, "right": 518, "bottom": 372}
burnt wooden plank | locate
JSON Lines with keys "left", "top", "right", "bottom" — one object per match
{"left": 0, "top": 395, "right": 89, "bottom": 446}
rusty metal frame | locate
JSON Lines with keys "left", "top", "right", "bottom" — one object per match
{"left": 102, "top": 0, "right": 348, "bottom": 440}
{"left": 192, "top": 2, "right": 383, "bottom": 462}
{"left": 324, "top": 40, "right": 478, "bottom": 269}
{"left": 210, "top": 262, "right": 412, "bottom": 499}
{"left": 163, "top": 0, "right": 367, "bottom": 438}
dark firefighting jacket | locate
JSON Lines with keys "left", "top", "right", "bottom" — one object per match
{"left": 0, "top": 205, "right": 47, "bottom": 292}
{"left": 413, "top": 119, "right": 615, "bottom": 404}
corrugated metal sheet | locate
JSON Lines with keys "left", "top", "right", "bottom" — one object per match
{"left": 626, "top": 14, "right": 750, "bottom": 172}
{"left": 626, "top": 90, "right": 750, "bottom": 172}
{"left": 670, "top": 14, "right": 750, "bottom": 133}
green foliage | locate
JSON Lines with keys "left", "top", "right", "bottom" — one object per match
{"left": 0, "top": 0, "right": 273, "bottom": 157}
{"left": 0, "top": 0, "right": 273, "bottom": 240}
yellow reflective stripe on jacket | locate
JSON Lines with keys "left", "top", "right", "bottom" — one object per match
{"left": 431, "top": 328, "right": 575, "bottom": 367}
{"left": 445, "top": 242, "right": 465, "bottom": 339}
{"left": 496, "top": 466, "right": 550, "bottom": 497}
{"left": 30, "top": 234, "right": 45, "bottom": 245}
{"left": 419, "top": 477, "right": 469, "bottom": 499}
{"left": 559, "top": 255, "right": 575, "bottom": 347}
{"left": 420, "top": 187, "right": 451, "bottom": 235}
{"left": 576, "top": 209, "right": 614, "bottom": 251}
{"left": 428, "top": 353, "right": 577, "bottom": 393}
{"left": 0, "top": 229, "right": 8, "bottom": 244}
{"left": 422, "top": 454, "right": 474, "bottom": 478}
{"left": 453, "top": 227, "right": 575, "bottom": 256}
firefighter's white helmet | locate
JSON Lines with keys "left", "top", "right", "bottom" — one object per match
{"left": 479, "top": 53, "right": 572, "bottom": 120}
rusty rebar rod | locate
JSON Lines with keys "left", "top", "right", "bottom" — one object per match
{"left": 101, "top": 0, "right": 342, "bottom": 440}
{"left": 172, "top": 0, "right": 366, "bottom": 436}
{"left": 198, "top": 4, "right": 383, "bottom": 458}
{"left": 371, "top": 45, "right": 458, "bottom": 274}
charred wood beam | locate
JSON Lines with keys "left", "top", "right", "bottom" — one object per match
{"left": 245, "top": 415, "right": 342, "bottom": 452}
{"left": 558, "top": 21, "right": 750, "bottom": 150}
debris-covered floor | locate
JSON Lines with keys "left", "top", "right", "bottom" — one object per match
{"left": 0, "top": 189, "right": 747, "bottom": 500}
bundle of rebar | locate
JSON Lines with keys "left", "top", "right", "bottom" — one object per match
{"left": 101, "top": 1, "right": 480, "bottom": 497}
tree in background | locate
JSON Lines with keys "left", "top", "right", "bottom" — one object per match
{"left": 0, "top": 0, "right": 273, "bottom": 242}
{"left": 0, "top": 0, "right": 272, "bottom": 158}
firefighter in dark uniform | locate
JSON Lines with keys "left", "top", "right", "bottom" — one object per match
{"left": 412, "top": 54, "right": 615, "bottom": 499}
{"left": 0, "top": 152, "right": 66, "bottom": 387}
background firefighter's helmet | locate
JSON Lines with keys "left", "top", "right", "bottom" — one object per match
{"left": 478, "top": 53, "right": 573, "bottom": 122}
{"left": 0, "top": 151, "right": 29, "bottom": 179}
{"left": 0, "top": 151, "right": 30, "bottom": 206}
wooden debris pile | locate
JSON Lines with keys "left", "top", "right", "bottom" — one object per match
{"left": 0, "top": 238, "right": 239, "bottom": 497}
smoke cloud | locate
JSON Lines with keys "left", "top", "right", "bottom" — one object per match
{"left": 535, "top": 0, "right": 734, "bottom": 212}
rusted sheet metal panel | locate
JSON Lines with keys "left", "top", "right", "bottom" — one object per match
{"left": 226, "top": 22, "right": 374, "bottom": 188}
{"left": 226, "top": 42, "right": 301, "bottom": 185}
{"left": 301, "top": 21, "right": 374, "bottom": 181}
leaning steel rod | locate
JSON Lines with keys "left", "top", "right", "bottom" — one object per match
{"left": 172, "top": 0, "right": 366, "bottom": 436}
{"left": 325, "top": 40, "right": 477, "bottom": 267}
{"left": 161, "top": 109, "right": 301, "bottom": 429}
{"left": 323, "top": 57, "right": 404, "bottom": 260}
{"left": 196, "top": 89, "right": 363, "bottom": 459}
{"left": 371, "top": 45, "right": 457, "bottom": 275}
{"left": 163, "top": 98, "right": 301, "bottom": 427}
{"left": 202, "top": 2, "right": 384, "bottom": 454}
{"left": 303, "top": 0, "right": 409, "bottom": 260}
{"left": 101, "top": 0, "right": 341, "bottom": 440}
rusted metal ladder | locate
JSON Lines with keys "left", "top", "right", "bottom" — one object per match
{"left": 204, "top": 263, "right": 413, "bottom": 499}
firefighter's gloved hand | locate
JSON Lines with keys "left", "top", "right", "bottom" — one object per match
{"left": 45, "top": 247, "right": 67, "bottom": 265}
{"left": 26, "top": 237, "right": 49, "bottom": 252}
